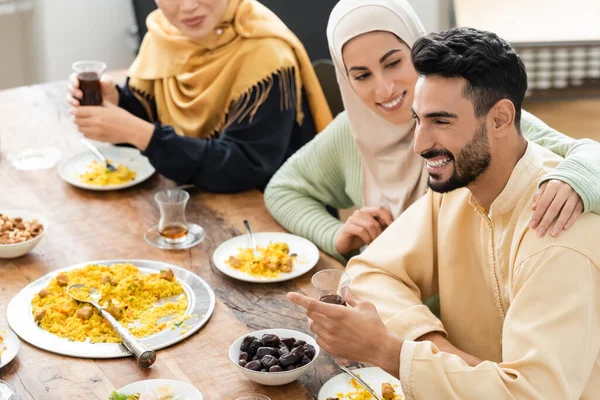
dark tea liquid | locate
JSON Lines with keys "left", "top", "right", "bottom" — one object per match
{"left": 159, "top": 224, "right": 188, "bottom": 240}
{"left": 319, "top": 294, "right": 346, "bottom": 306}
{"left": 78, "top": 72, "right": 103, "bottom": 106}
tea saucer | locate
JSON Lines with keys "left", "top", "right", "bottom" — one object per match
{"left": 9, "top": 147, "right": 62, "bottom": 171}
{"left": 144, "top": 223, "right": 206, "bottom": 250}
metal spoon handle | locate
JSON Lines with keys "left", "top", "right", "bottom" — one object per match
{"left": 99, "top": 308, "right": 156, "bottom": 368}
{"left": 340, "top": 365, "right": 383, "bottom": 400}
{"left": 243, "top": 219, "right": 258, "bottom": 249}
{"left": 80, "top": 138, "right": 108, "bottom": 164}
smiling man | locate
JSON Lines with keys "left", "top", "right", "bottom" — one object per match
{"left": 288, "top": 27, "right": 600, "bottom": 399}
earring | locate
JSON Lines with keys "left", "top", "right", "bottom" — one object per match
{"left": 216, "top": 28, "right": 223, "bottom": 35}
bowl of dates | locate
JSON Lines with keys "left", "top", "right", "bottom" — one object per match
{"left": 228, "top": 328, "right": 319, "bottom": 386}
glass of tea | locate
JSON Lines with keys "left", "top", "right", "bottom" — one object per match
{"left": 311, "top": 269, "right": 351, "bottom": 306}
{"left": 155, "top": 189, "right": 190, "bottom": 244}
{"left": 72, "top": 61, "right": 107, "bottom": 106}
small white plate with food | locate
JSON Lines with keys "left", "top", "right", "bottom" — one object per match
{"left": 58, "top": 146, "right": 154, "bottom": 191}
{"left": 112, "top": 379, "right": 203, "bottom": 400}
{"left": 0, "top": 210, "right": 47, "bottom": 259}
{"left": 0, "top": 325, "right": 20, "bottom": 369}
{"left": 318, "top": 367, "right": 403, "bottom": 400}
{"left": 213, "top": 232, "right": 320, "bottom": 283}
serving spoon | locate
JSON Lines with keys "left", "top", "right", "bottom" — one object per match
{"left": 67, "top": 283, "right": 156, "bottom": 368}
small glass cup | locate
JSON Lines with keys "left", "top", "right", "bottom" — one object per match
{"left": 155, "top": 189, "right": 189, "bottom": 244}
{"left": 0, "top": 380, "right": 15, "bottom": 400}
{"left": 72, "top": 60, "right": 107, "bottom": 106}
{"left": 311, "top": 269, "right": 351, "bottom": 306}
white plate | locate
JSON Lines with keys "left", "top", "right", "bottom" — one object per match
{"left": 318, "top": 367, "right": 403, "bottom": 400}
{"left": 116, "top": 379, "right": 203, "bottom": 399}
{"left": 58, "top": 146, "right": 155, "bottom": 191}
{"left": 7, "top": 260, "right": 215, "bottom": 359}
{"left": 0, "top": 325, "right": 19, "bottom": 369}
{"left": 213, "top": 232, "right": 319, "bottom": 283}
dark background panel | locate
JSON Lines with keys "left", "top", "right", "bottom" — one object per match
{"left": 130, "top": 0, "right": 337, "bottom": 60}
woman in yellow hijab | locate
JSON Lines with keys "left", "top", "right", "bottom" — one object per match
{"left": 68, "top": 0, "right": 332, "bottom": 192}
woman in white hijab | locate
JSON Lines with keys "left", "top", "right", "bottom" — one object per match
{"left": 265, "top": 0, "right": 600, "bottom": 263}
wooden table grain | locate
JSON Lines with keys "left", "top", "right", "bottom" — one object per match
{"left": 0, "top": 79, "right": 343, "bottom": 400}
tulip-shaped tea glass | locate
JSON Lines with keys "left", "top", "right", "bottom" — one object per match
{"left": 311, "top": 269, "right": 351, "bottom": 306}
{"left": 144, "top": 189, "right": 205, "bottom": 250}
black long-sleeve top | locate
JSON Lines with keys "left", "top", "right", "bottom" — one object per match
{"left": 118, "top": 74, "right": 317, "bottom": 192}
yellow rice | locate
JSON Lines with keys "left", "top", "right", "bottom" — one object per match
{"left": 78, "top": 160, "right": 136, "bottom": 186}
{"left": 335, "top": 377, "right": 403, "bottom": 400}
{"left": 0, "top": 329, "right": 5, "bottom": 358}
{"left": 226, "top": 242, "right": 293, "bottom": 278}
{"left": 31, "top": 263, "right": 188, "bottom": 343}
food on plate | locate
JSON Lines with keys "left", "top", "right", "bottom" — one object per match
{"left": 226, "top": 242, "right": 296, "bottom": 278}
{"left": 78, "top": 160, "right": 136, "bottom": 186}
{"left": 160, "top": 269, "right": 174, "bottom": 281}
{"left": 238, "top": 333, "right": 316, "bottom": 372}
{"left": 56, "top": 273, "right": 69, "bottom": 286}
{"left": 31, "top": 263, "right": 189, "bottom": 343}
{"left": 76, "top": 306, "right": 93, "bottom": 320}
{"left": 0, "top": 214, "right": 44, "bottom": 245}
{"left": 333, "top": 377, "right": 403, "bottom": 400}
{"left": 0, "top": 329, "right": 6, "bottom": 359}
{"left": 382, "top": 383, "right": 396, "bottom": 400}
{"left": 109, "top": 384, "right": 186, "bottom": 400}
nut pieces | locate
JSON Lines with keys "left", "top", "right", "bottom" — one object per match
{"left": 0, "top": 214, "right": 44, "bottom": 245}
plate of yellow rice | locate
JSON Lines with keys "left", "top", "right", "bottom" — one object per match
{"left": 212, "top": 232, "right": 319, "bottom": 283}
{"left": 7, "top": 260, "right": 214, "bottom": 358}
{"left": 318, "top": 367, "right": 404, "bottom": 400}
{"left": 58, "top": 146, "right": 155, "bottom": 191}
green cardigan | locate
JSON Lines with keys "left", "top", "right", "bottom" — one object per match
{"left": 265, "top": 110, "right": 600, "bottom": 263}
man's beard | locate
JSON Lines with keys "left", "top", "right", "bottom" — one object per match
{"left": 424, "top": 123, "right": 492, "bottom": 193}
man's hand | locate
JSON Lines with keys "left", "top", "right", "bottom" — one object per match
{"left": 287, "top": 291, "right": 403, "bottom": 376}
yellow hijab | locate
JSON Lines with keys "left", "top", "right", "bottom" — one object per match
{"left": 128, "top": 0, "right": 332, "bottom": 138}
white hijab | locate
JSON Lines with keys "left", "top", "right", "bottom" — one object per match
{"left": 327, "top": 0, "right": 429, "bottom": 218}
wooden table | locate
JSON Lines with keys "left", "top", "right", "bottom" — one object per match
{"left": 0, "top": 79, "right": 343, "bottom": 399}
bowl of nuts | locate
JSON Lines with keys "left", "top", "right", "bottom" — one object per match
{"left": 0, "top": 211, "right": 47, "bottom": 259}
{"left": 228, "top": 328, "right": 319, "bottom": 386}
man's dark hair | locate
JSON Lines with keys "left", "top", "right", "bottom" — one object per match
{"left": 411, "top": 27, "right": 527, "bottom": 128}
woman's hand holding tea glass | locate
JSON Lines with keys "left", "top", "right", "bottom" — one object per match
{"left": 70, "top": 101, "right": 154, "bottom": 151}
{"left": 68, "top": 61, "right": 154, "bottom": 151}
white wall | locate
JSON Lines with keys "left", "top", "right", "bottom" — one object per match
{"left": 31, "top": 0, "right": 137, "bottom": 83}
{"left": 0, "top": 11, "right": 31, "bottom": 89}
{"left": 0, "top": 0, "right": 137, "bottom": 89}
{"left": 408, "top": 0, "right": 451, "bottom": 33}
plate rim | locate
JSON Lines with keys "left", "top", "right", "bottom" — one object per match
{"left": 57, "top": 147, "right": 155, "bottom": 191}
{"left": 0, "top": 324, "right": 20, "bottom": 369}
{"left": 7, "top": 259, "right": 215, "bottom": 359}
{"left": 317, "top": 366, "right": 403, "bottom": 400}
{"left": 116, "top": 378, "right": 203, "bottom": 399}
{"left": 212, "top": 232, "right": 320, "bottom": 283}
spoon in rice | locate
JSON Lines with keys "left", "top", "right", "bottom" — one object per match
{"left": 67, "top": 284, "right": 157, "bottom": 368}
{"left": 243, "top": 219, "right": 261, "bottom": 257}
